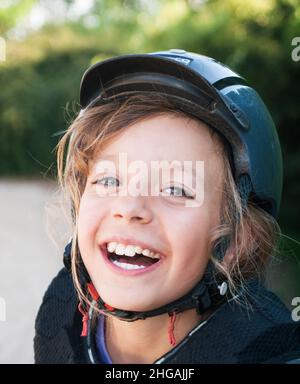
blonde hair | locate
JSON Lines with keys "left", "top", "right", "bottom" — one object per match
{"left": 56, "top": 93, "right": 281, "bottom": 311}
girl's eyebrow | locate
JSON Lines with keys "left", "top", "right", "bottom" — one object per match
{"left": 90, "top": 156, "right": 203, "bottom": 182}
{"left": 95, "top": 153, "right": 119, "bottom": 161}
{"left": 90, "top": 153, "right": 119, "bottom": 173}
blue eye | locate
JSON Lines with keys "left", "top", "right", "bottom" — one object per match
{"left": 162, "top": 186, "right": 193, "bottom": 199}
{"left": 93, "top": 176, "right": 120, "bottom": 187}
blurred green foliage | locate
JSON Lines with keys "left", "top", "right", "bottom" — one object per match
{"left": 0, "top": 0, "right": 299, "bottom": 241}
{"left": 0, "top": 0, "right": 35, "bottom": 35}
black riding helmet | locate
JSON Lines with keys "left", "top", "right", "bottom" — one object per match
{"left": 64, "top": 49, "right": 283, "bottom": 325}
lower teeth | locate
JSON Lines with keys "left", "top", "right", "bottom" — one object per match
{"left": 112, "top": 260, "right": 146, "bottom": 270}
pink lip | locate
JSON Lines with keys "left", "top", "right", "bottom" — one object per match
{"left": 99, "top": 237, "right": 166, "bottom": 276}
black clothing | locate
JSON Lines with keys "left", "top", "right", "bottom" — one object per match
{"left": 34, "top": 268, "right": 300, "bottom": 364}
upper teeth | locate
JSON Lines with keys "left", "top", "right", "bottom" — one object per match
{"left": 107, "top": 242, "right": 161, "bottom": 260}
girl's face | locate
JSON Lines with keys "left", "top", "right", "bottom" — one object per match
{"left": 78, "top": 114, "right": 224, "bottom": 311}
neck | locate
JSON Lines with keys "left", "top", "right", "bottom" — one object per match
{"left": 104, "top": 309, "right": 203, "bottom": 364}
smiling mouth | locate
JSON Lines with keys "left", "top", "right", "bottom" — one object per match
{"left": 102, "top": 242, "right": 161, "bottom": 271}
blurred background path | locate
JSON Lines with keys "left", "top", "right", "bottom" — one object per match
{"left": 0, "top": 179, "right": 70, "bottom": 363}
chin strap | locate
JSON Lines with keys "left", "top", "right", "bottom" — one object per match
{"left": 64, "top": 175, "right": 253, "bottom": 344}
{"left": 90, "top": 268, "right": 214, "bottom": 320}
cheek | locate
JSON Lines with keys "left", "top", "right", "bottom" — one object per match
{"left": 167, "top": 208, "right": 214, "bottom": 268}
{"left": 77, "top": 194, "right": 103, "bottom": 255}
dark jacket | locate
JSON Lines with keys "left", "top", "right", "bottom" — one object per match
{"left": 34, "top": 267, "right": 300, "bottom": 364}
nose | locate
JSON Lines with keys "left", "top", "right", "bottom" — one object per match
{"left": 110, "top": 196, "right": 153, "bottom": 224}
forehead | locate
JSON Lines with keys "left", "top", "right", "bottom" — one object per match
{"left": 92, "top": 113, "right": 223, "bottom": 165}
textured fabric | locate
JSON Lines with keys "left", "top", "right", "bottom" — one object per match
{"left": 34, "top": 267, "right": 300, "bottom": 364}
{"left": 34, "top": 269, "right": 85, "bottom": 364}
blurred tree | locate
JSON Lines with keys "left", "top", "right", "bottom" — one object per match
{"left": 0, "top": 0, "right": 36, "bottom": 34}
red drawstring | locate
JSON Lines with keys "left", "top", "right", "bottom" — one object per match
{"left": 104, "top": 303, "right": 115, "bottom": 311}
{"left": 78, "top": 303, "right": 88, "bottom": 337}
{"left": 87, "top": 283, "right": 100, "bottom": 301}
{"left": 87, "top": 282, "right": 115, "bottom": 312}
{"left": 78, "top": 283, "right": 117, "bottom": 337}
{"left": 168, "top": 312, "right": 177, "bottom": 346}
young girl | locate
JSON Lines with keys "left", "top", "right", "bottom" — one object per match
{"left": 34, "top": 49, "right": 300, "bottom": 364}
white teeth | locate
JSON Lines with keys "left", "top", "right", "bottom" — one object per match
{"left": 124, "top": 245, "right": 136, "bottom": 257}
{"left": 149, "top": 251, "right": 160, "bottom": 259}
{"left": 112, "top": 260, "right": 145, "bottom": 270}
{"left": 107, "top": 242, "right": 117, "bottom": 253}
{"left": 115, "top": 243, "right": 126, "bottom": 255}
{"left": 106, "top": 241, "right": 161, "bottom": 260}
{"left": 135, "top": 246, "right": 142, "bottom": 254}
{"left": 142, "top": 249, "right": 150, "bottom": 257}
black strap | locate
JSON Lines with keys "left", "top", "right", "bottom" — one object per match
{"left": 94, "top": 276, "right": 212, "bottom": 321}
